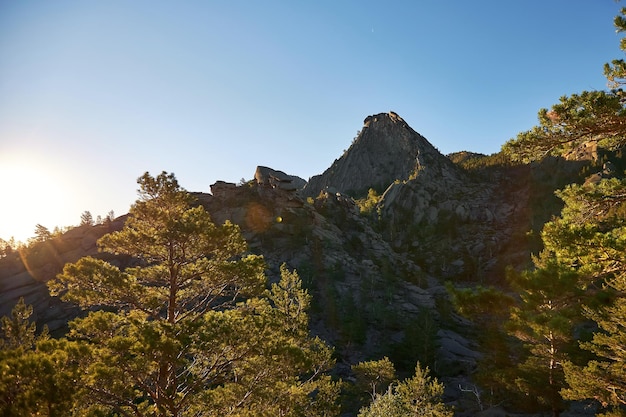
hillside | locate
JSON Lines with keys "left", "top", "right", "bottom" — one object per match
{"left": 1, "top": 111, "right": 622, "bottom": 415}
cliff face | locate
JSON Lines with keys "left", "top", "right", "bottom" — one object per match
{"left": 303, "top": 112, "right": 463, "bottom": 197}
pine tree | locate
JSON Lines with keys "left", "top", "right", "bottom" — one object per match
{"left": 506, "top": 256, "right": 585, "bottom": 417}
{"left": 551, "top": 179, "right": 626, "bottom": 416}
{"left": 562, "top": 295, "right": 626, "bottom": 416}
{"left": 0, "top": 297, "right": 40, "bottom": 350}
{"left": 0, "top": 298, "right": 81, "bottom": 416}
{"left": 497, "top": 6, "right": 626, "bottom": 412}
{"left": 357, "top": 363, "right": 453, "bottom": 417}
{"left": 447, "top": 284, "right": 516, "bottom": 407}
{"left": 502, "top": 91, "right": 626, "bottom": 162}
{"left": 502, "top": 178, "right": 626, "bottom": 416}
{"left": 80, "top": 210, "right": 94, "bottom": 226}
{"left": 502, "top": 8, "right": 626, "bottom": 163}
{"left": 349, "top": 356, "right": 398, "bottom": 413}
{"left": 48, "top": 171, "right": 338, "bottom": 417}
{"left": 32, "top": 223, "right": 51, "bottom": 243}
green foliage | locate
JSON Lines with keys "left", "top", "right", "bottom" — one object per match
{"left": 0, "top": 297, "right": 42, "bottom": 350}
{"left": 502, "top": 8, "right": 626, "bottom": 164}
{"left": 352, "top": 357, "right": 397, "bottom": 400}
{"left": 46, "top": 171, "right": 338, "bottom": 417}
{"left": 542, "top": 179, "right": 626, "bottom": 284}
{"left": 449, "top": 151, "right": 516, "bottom": 178}
{"left": 605, "top": 7, "right": 626, "bottom": 91}
{"left": 389, "top": 310, "right": 438, "bottom": 373}
{"left": 339, "top": 292, "right": 367, "bottom": 345}
{"left": 448, "top": 285, "right": 514, "bottom": 326}
{"left": 0, "top": 339, "right": 87, "bottom": 416}
{"left": 503, "top": 90, "right": 626, "bottom": 163}
{"left": 0, "top": 298, "right": 82, "bottom": 416}
{"left": 550, "top": 179, "right": 626, "bottom": 415}
{"left": 506, "top": 255, "right": 585, "bottom": 415}
{"left": 356, "top": 188, "right": 382, "bottom": 215}
{"left": 562, "top": 299, "right": 626, "bottom": 415}
{"left": 357, "top": 363, "right": 453, "bottom": 417}
{"left": 484, "top": 14, "right": 626, "bottom": 393}
{"left": 447, "top": 284, "right": 518, "bottom": 405}
{"left": 503, "top": 176, "right": 626, "bottom": 415}
{"left": 562, "top": 297, "right": 626, "bottom": 413}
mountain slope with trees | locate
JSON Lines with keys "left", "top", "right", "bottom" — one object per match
{"left": 3, "top": 5, "right": 626, "bottom": 417}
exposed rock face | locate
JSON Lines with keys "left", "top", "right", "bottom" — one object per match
{"left": 303, "top": 111, "right": 463, "bottom": 197}
{"left": 254, "top": 166, "right": 306, "bottom": 191}
{"left": 210, "top": 180, "right": 236, "bottom": 197}
{"left": 0, "top": 217, "right": 126, "bottom": 335}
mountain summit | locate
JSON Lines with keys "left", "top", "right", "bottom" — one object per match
{"left": 303, "top": 111, "right": 461, "bottom": 197}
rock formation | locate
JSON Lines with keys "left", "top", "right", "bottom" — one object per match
{"left": 303, "top": 111, "right": 462, "bottom": 197}
{"left": 254, "top": 166, "right": 306, "bottom": 191}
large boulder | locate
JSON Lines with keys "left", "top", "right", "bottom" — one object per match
{"left": 254, "top": 166, "right": 306, "bottom": 191}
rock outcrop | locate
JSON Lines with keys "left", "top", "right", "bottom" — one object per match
{"left": 254, "top": 166, "right": 306, "bottom": 191}
{"left": 304, "top": 112, "right": 463, "bottom": 197}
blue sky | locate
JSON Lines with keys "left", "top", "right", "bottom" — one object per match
{"left": 0, "top": 0, "right": 622, "bottom": 242}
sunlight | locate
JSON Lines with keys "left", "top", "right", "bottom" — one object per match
{"left": 0, "top": 153, "right": 78, "bottom": 243}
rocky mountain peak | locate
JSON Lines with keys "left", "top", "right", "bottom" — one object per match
{"left": 303, "top": 111, "right": 462, "bottom": 197}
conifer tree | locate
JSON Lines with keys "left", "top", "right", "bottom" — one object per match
{"left": 48, "top": 171, "right": 338, "bottom": 417}
{"left": 352, "top": 357, "right": 397, "bottom": 401}
{"left": 80, "top": 210, "right": 94, "bottom": 226}
{"left": 506, "top": 256, "right": 585, "bottom": 417}
{"left": 32, "top": 223, "right": 51, "bottom": 243}
{"left": 562, "top": 296, "right": 626, "bottom": 417}
{"left": 447, "top": 285, "right": 516, "bottom": 406}
{"left": 549, "top": 179, "right": 626, "bottom": 416}
{"left": 498, "top": 6, "right": 626, "bottom": 414}
{"left": 499, "top": 178, "right": 626, "bottom": 416}
{"left": 357, "top": 363, "right": 452, "bottom": 417}
{"left": 0, "top": 298, "right": 82, "bottom": 416}
{"left": 503, "top": 8, "right": 626, "bottom": 163}
{"left": 0, "top": 297, "right": 40, "bottom": 350}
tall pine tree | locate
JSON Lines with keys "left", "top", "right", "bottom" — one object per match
{"left": 554, "top": 179, "right": 626, "bottom": 416}
{"left": 48, "top": 171, "right": 338, "bottom": 417}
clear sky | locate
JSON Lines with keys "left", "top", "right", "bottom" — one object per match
{"left": 0, "top": 0, "right": 622, "bottom": 242}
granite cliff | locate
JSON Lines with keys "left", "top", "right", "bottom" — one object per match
{"left": 304, "top": 112, "right": 462, "bottom": 197}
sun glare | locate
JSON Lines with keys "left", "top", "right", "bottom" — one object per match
{"left": 0, "top": 154, "right": 78, "bottom": 243}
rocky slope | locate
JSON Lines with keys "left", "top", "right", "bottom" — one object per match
{"left": 0, "top": 111, "right": 605, "bottom": 414}
{"left": 0, "top": 217, "right": 126, "bottom": 335}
